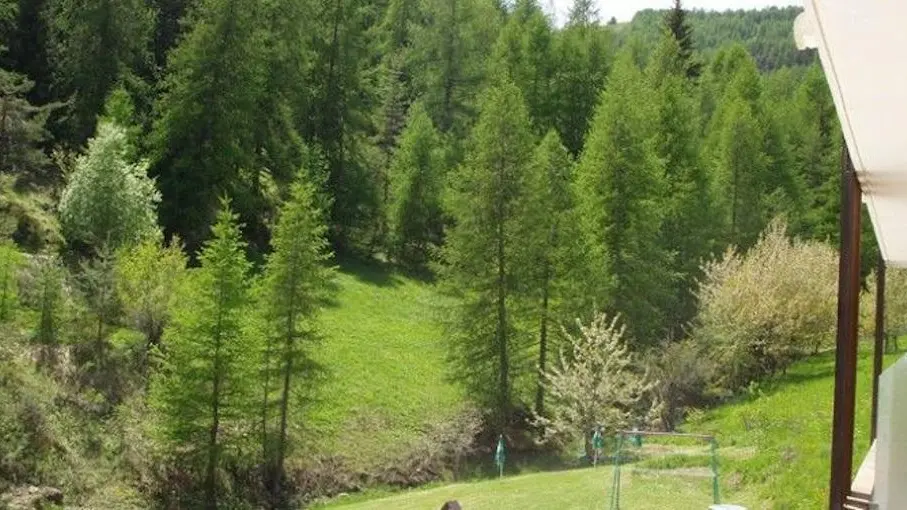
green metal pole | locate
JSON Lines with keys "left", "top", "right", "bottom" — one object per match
{"left": 610, "top": 434, "right": 625, "bottom": 510}
{"left": 710, "top": 438, "right": 720, "bottom": 504}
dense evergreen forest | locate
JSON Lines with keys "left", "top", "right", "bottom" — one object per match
{"left": 0, "top": 0, "right": 879, "bottom": 507}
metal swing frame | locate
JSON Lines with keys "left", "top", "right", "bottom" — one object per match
{"left": 608, "top": 430, "right": 720, "bottom": 510}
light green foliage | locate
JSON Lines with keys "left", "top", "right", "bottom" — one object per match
{"left": 535, "top": 313, "right": 656, "bottom": 456}
{"left": 20, "top": 253, "right": 67, "bottom": 361}
{"left": 574, "top": 51, "right": 672, "bottom": 345}
{"left": 115, "top": 236, "right": 187, "bottom": 356}
{"left": 0, "top": 238, "right": 23, "bottom": 321}
{"left": 442, "top": 81, "right": 535, "bottom": 428}
{"left": 386, "top": 103, "right": 445, "bottom": 268}
{"left": 692, "top": 219, "right": 838, "bottom": 391}
{"left": 58, "top": 121, "right": 160, "bottom": 249}
{"left": 75, "top": 246, "right": 120, "bottom": 343}
{"left": 862, "top": 267, "right": 907, "bottom": 340}
{"left": 259, "top": 171, "right": 334, "bottom": 494}
{"left": 148, "top": 200, "right": 254, "bottom": 505}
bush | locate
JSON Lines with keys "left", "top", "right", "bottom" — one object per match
{"left": 692, "top": 218, "right": 838, "bottom": 392}
{"left": 647, "top": 339, "right": 718, "bottom": 431}
{"left": 861, "top": 266, "right": 907, "bottom": 343}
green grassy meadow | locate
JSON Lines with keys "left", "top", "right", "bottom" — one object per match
{"left": 304, "top": 260, "right": 463, "bottom": 468}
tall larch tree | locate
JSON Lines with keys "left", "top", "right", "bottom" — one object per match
{"left": 304, "top": 0, "right": 383, "bottom": 254}
{"left": 149, "top": 199, "right": 254, "bottom": 509}
{"left": 442, "top": 81, "right": 534, "bottom": 432}
{"left": 574, "top": 51, "right": 672, "bottom": 345}
{"left": 260, "top": 171, "right": 334, "bottom": 503}
{"left": 523, "top": 130, "right": 582, "bottom": 416}
{"left": 648, "top": 31, "right": 714, "bottom": 334}
{"left": 386, "top": 102, "right": 445, "bottom": 268}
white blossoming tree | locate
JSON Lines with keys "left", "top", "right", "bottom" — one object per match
{"left": 534, "top": 313, "right": 657, "bottom": 460}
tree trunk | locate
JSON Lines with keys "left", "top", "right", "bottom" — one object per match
{"left": 495, "top": 160, "right": 508, "bottom": 432}
{"left": 535, "top": 263, "right": 550, "bottom": 417}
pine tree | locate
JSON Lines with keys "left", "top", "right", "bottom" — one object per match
{"left": 663, "top": 0, "right": 701, "bottom": 80}
{"left": 523, "top": 130, "right": 582, "bottom": 416}
{"left": 386, "top": 102, "right": 445, "bottom": 268}
{"left": 149, "top": 199, "right": 254, "bottom": 508}
{"left": 574, "top": 51, "right": 672, "bottom": 345}
{"left": 442, "top": 81, "right": 534, "bottom": 431}
{"left": 259, "top": 172, "right": 334, "bottom": 501}
{"left": 648, "top": 31, "right": 714, "bottom": 335}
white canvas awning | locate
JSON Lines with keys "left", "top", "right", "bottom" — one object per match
{"left": 795, "top": 1, "right": 907, "bottom": 267}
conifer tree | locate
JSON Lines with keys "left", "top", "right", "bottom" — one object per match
{"left": 0, "top": 69, "right": 51, "bottom": 182}
{"left": 386, "top": 102, "right": 445, "bottom": 268}
{"left": 663, "top": 0, "right": 701, "bottom": 80}
{"left": 442, "top": 81, "right": 534, "bottom": 431}
{"left": 574, "top": 51, "right": 672, "bottom": 345}
{"left": 259, "top": 172, "right": 334, "bottom": 501}
{"left": 149, "top": 199, "right": 254, "bottom": 509}
{"left": 150, "top": 0, "right": 266, "bottom": 256}
{"left": 523, "top": 130, "right": 582, "bottom": 416}
{"left": 648, "top": 32, "right": 714, "bottom": 334}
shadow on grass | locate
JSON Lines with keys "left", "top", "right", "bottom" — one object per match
{"left": 334, "top": 255, "right": 437, "bottom": 289}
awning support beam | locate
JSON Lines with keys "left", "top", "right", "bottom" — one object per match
{"left": 872, "top": 252, "right": 885, "bottom": 442}
{"left": 829, "top": 142, "right": 862, "bottom": 510}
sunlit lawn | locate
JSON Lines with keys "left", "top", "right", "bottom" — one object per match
{"left": 317, "top": 465, "right": 761, "bottom": 510}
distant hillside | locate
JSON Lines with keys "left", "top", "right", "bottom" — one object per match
{"left": 615, "top": 6, "right": 816, "bottom": 71}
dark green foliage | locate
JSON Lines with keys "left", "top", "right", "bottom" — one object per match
{"left": 442, "top": 81, "right": 534, "bottom": 430}
{"left": 0, "top": 69, "right": 51, "bottom": 181}
{"left": 75, "top": 246, "right": 120, "bottom": 344}
{"left": 149, "top": 199, "right": 254, "bottom": 507}
{"left": 662, "top": 0, "right": 701, "bottom": 79}
{"left": 45, "top": 0, "right": 155, "bottom": 145}
{"left": 149, "top": 0, "right": 267, "bottom": 256}
{"left": 386, "top": 103, "right": 444, "bottom": 268}
{"left": 551, "top": 15, "right": 612, "bottom": 156}
{"left": 574, "top": 51, "right": 672, "bottom": 345}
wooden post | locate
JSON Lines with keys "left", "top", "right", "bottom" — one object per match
{"left": 871, "top": 252, "right": 885, "bottom": 442}
{"left": 828, "top": 142, "right": 862, "bottom": 510}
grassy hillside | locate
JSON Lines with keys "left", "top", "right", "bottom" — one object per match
{"left": 304, "top": 260, "right": 464, "bottom": 469}
{"left": 317, "top": 342, "right": 902, "bottom": 509}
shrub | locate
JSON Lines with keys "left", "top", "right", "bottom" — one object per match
{"left": 647, "top": 339, "right": 718, "bottom": 431}
{"left": 861, "top": 266, "right": 907, "bottom": 344}
{"left": 58, "top": 121, "right": 160, "bottom": 250}
{"left": 692, "top": 218, "right": 838, "bottom": 392}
